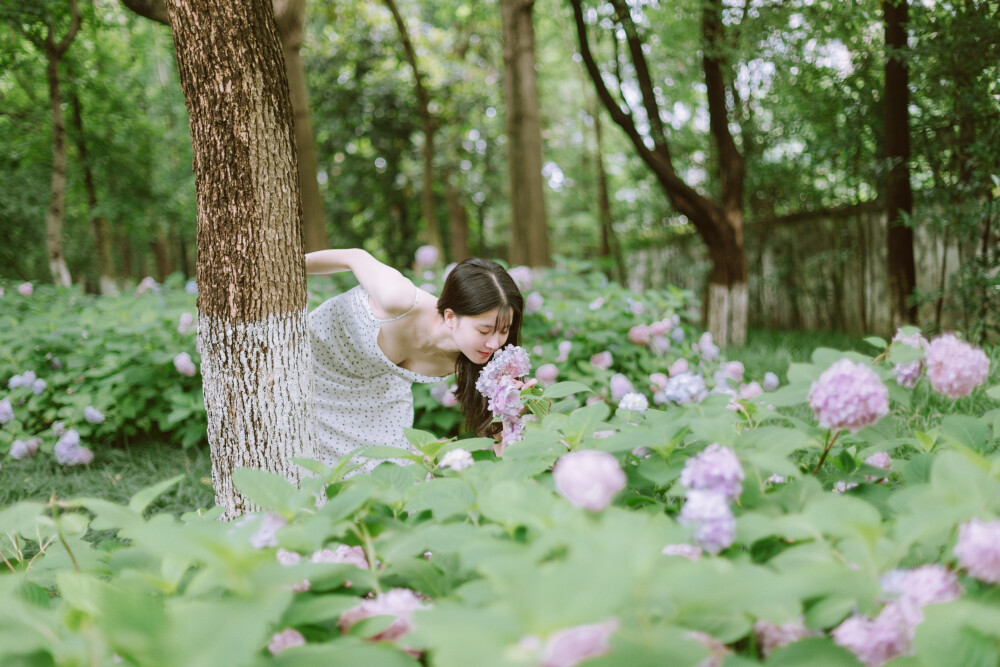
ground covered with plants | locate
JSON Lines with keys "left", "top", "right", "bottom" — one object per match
{"left": 1, "top": 263, "right": 999, "bottom": 666}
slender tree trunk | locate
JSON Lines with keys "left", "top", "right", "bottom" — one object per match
{"left": 383, "top": 0, "right": 442, "bottom": 253}
{"left": 274, "top": 0, "right": 326, "bottom": 252}
{"left": 444, "top": 172, "right": 471, "bottom": 262}
{"left": 151, "top": 233, "right": 173, "bottom": 281}
{"left": 69, "top": 88, "right": 118, "bottom": 295}
{"left": 884, "top": 0, "right": 917, "bottom": 328}
{"left": 165, "top": 0, "right": 314, "bottom": 519}
{"left": 500, "top": 0, "right": 550, "bottom": 267}
{"left": 39, "top": 1, "right": 81, "bottom": 288}
{"left": 593, "top": 108, "right": 625, "bottom": 283}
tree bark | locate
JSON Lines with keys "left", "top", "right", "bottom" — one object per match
{"left": 500, "top": 0, "right": 551, "bottom": 267}
{"left": 165, "top": 0, "right": 314, "bottom": 519}
{"left": 69, "top": 87, "right": 118, "bottom": 296}
{"left": 274, "top": 0, "right": 327, "bottom": 252}
{"left": 444, "top": 172, "right": 471, "bottom": 263}
{"left": 383, "top": 0, "right": 442, "bottom": 254}
{"left": 593, "top": 106, "right": 625, "bottom": 283}
{"left": 123, "top": 0, "right": 328, "bottom": 253}
{"left": 884, "top": 0, "right": 917, "bottom": 328}
{"left": 36, "top": 0, "right": 82, "bottom": 288}
{"left": 570, "top": 0, "right": 747, "bottom": 344}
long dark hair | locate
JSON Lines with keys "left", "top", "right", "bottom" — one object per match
{"left": 437, "top": 258, "right": 524, "bottom": 437}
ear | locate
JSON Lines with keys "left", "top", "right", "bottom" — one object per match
{"left": 443, "top": 308, "right": 457, "bottom": 329}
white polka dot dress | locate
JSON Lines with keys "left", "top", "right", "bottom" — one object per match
{"left": 308, "top": 285, "right": 447, "bottom": 474}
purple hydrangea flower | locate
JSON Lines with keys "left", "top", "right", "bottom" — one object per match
{"left": 863, "top": 451, "right": 892, "bottom": 482}
{"left": 184, "top": 280, "right": 199, "bottom": 295}
{"left": 525, "top": 291, "right": 544, "bottom": 315}
{"left": 881, "top": 564, "right": 962, "bottom": 608}
{"left": 890, "top": 328, "right": 928, "bottom": 389}
{"left": 439, "top": 448, "right": 474, "bottom": 471}
{"left": 678, "top": 489, "right": 736, "bottom": 554}
{"left": 763, "top": 372, "right": 780, "bottom": 392}
{"left": 414, "top": 244, "right": 439, "bottom": 268}
{"left": 807, "top": 359, "right": 889, "bottom": 433}
{"left": 696, "top": 332, "right": 719, "bottom": 361}
{"left": 925, "top": 334, "right": 990, "bottom": 399}
{"left": 535, "top": 363, "right": 559, "bottom": 387}
{"left": 679, "top": 444, "right": 744, "bottom": 501}
{"left": 178, "top": 312, "right": 196, "bottom": 335}
{"left": 661, "top": 543, "right": 703, "bottom": 561}
{"left": 83, "top": 406, "right": 105, "bottom": 425}
{"left": 430, "top": 381, "right": 458, "bottom": 407}
{"left": 628, "top": 324, "right": 650, "bottom": 346}
{"left": 31, "top": 379, "right": 46, "bottom": 395}
{"left": 553, "top": 450, "right": 626, "bottom": 512}
{"left": 54, "top": 430, "right": 93, "bottom": 466}
{"left": 267, "top": 629, "right": 305, "bottom": 655}
{"left": 671, "top": 327, "right": 685, "bottom": 343}
{"left": 609, "top": 374, "right": 633, "bottom": 402}
{"left": 954, "top": 519, "right": 1000, "bottom": 584}
{"left": 658, "top": 372, "right": 707, "bottom": 405}
{"left": 249, "top": 513, "right": 287, "bottom": 549}
{"left": 18, "top": 282, "right": 34, "bottom": 296}
{"left": 832, "top": 603, "right": 917, "bottom": 667}
{"left": 477, "top": 345, "right": 531, "bottom": 391}
{"left": 0, "top": 397, "right": 14, "bottom": 425}
{"left": 719, "top": 361, "right": 744, "bottom": 383}
{"left": 507, "top": 265, "right": 533, "bottom": 291}
{"left": 9, "top": 438, "right": 41, "bottom": 461}
{"left": 174, "top": 352, "right": 197, "bottom": 377}
{"left": 555, "top": 340, "right": 572, "bottom": 362}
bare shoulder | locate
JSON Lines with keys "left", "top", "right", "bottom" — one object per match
{"left": 350, "top": 252, "right": 417, "bottom": 319}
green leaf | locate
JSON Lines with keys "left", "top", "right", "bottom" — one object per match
{"left": 863, "top": 336, "right": 887, "bottom": 350}
{"left": 405, "top": 478, "right": 475, "bottom": 520}
{"left": 767, "top": 638, "right": 861, "bottom": 666}
{"left": 232, "top": 468, "right": 297, "bottom": 511}
{"left": 404, "top": 428, "right": 448, "bottom": 457}
{"left": 887, "top": 344, "right": 923, "bottom": 365}
{"left": 476, "top": 479, "right": 555, "bottom": 531}
{"left": 542, "top": 381, "right": 592, "bottom": 399}
{"left": 986, "top": 384, "right": 1000, "bottom": 400}
{"left": 128, "top": 474, "right": 184, "bottom": 514}
{"left": 938, "top": 415, "right": 990, "bottom": 453}
{"left": 270, "top": 638, "right": 420, "bottom": 666}
{"left": 358, "top": 446, "right": 423, "bottom": 463}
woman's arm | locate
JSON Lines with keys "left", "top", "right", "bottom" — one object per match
{"left": 305, "top": 249, "right": 416, "bottom": 318}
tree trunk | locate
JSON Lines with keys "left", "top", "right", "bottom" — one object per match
{"left": 165, "top": 0, "right": 314, "bottom": 520}
{"left": 274, "top": 0, "right": 327, "bottom": 253}
{"left": 570, "top": 0, "right": 747, "bottom": 344}
{"left": 122, "top": 0, "right": 328, "bottom": 253}
{"left": 383, "top": 0, "right": 442, "bottom": 253}
{"left": 151, "top": 233, "right": 173, "bottom": 281}
{"left": 593, "top": 107, "right": 625, "bottom": 283}
{"left": 884, "top": 0, "right": 917, "bottom": 328}
{"left": 40, "top": 1, "right": 81, "bottom": 288}
{"left": 444, "top": 173, "right": 471, "bottom": 263}
{"left": 500, "top": 0, "right": 550, "bottom": 267}
{"left": 69, "top": 88, "right": 118, "bottom": 296}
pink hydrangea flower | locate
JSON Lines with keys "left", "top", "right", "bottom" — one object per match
{"left": 864, "top": 451, "right": 892, "bottom": 482}
{"left": 668, "top": 358, "right": 689, "bottom": 377}
{"left": 628, "top": 324, "right": 650, "bottom": 345}
{"left": 719, "top": 361, "right": 744, "bottom": 383}
{"left": 891, "top": 328, "right": 928, "bottom": 388}
{"left": 649, "top": 373, "right": 668, "bottom": 391}
{"left": 661, "top": 543, "right": 703, "bottom": 561}
{"left": 312, "top": 544, "right": 370, "bottom": 569}
{"left": 686, "top": 631, "right": 729, "bottom": 667}
{"left": 882, "top": 564, "right": 962, "bottom": 608}
{"left": 590, "top": 351, "right": 613, "bottom": 370}
{"left": 832, "top": 605, "right": 915, "bottom": 667}
{"left": 739, "top": 381, "right": 763, "bottom": 400}
{"left": 552, "top": 450, "right": 626, "bottom": 512}
{"left": 762, "top": 372, "right": 780, "bottom": 392}
{"left": 925, "top": 334, "right": 990, "bottom": 399}
{"left": 9, "top": 438, "right": 41, "bottom": 460}
{"left": 526, "top": 291, "right": 544, "bottom": 315}
{"left": 268, "top": 628, "right": 305, "bottom": 655}
{"left": 807, "top": 359, "right": 889, "bottom": 433}
{"left": 648, "top": 318, "right": 674, "bottom": 337}
{"left": 174, "top": 352, "right": 197, "bottom": 377}
{"left": 18, "top": 282, "right": 33, "bottom": 297}
{"left": 754, "top": 618, "right": 819, "bottom": 658}
{"left": 678, "top": 489, "right": 736, "bottom": 554}
{"left": 414, "top": 244, "right": 439, "bottom": 268}
{"left": 540, "top": 619, "right": 619, "bottom": 667}
{"left": 178, "top": 312, "right": 196, "bottom": 335}
{"left": 430, "top": 381, "right": 458, "bottom": 407}
{"left": 536, "top": 363, "right": 559, "bottom": 387}
{"left": 555, "top": 340, "right": 572, "bottom": 363}
{"left": 136, "top": 276, "right": 158, "bottom": 294}
{"left": 954, "top": 519, "right": 1000, "bottom": 584}
{"left": 439, "top": 448, "right": 474, "bottom": 471}
{"left": 650, "top": 334, "right": 671, "bottom": 355}
{"left": 609, "top": 374, "right": 633, "bottom": 402}
{"left": 338, "top": 588, "right": 427, "bottom": 642}
{"left": 696, "top": 332, "right": 719, "bottom": 361}
{"left": 679, "top": 444, "right": 744, "bottom": 501}
{"left": 508, "top": 265, "right": 533, "bottom": 290}
{"left": 276, "top": 548, "right": 303, "bottom": 566}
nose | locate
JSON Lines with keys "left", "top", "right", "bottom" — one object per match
{"left": 485, "top": 333, "right": 501, "bottom": 351}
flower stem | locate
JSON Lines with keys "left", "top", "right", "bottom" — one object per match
{"left": 813, "top": 429, "right": 842, "bottom": 476}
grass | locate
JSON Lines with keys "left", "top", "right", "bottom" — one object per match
{"left": 2, "top": 328, "right": 996, "bottom": 512}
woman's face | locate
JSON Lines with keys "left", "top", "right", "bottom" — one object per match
{"left": 447, "top": 307, "right": 511, "bottom": 363}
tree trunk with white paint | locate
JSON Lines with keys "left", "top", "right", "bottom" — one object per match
{"left": 501, "top": 0, "right": 551, "bottom": 267}
{"left": 165, "top": 0, "right": 314, "bottom": 519}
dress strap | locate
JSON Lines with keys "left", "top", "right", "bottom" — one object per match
{"left": 372, "top": 285, "right": 420, "bottom": 323}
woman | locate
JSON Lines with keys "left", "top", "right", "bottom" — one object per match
{"left": 305, "top": 249, "right": 525, "bottom": 473}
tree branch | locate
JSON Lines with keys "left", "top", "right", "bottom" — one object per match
{"left": 52, "top": 0, "right": 82, "bottom": 56}
{"left": 119, "top": 0, "right": 170, "bottom": 26}
{"left": 608, "top": 0, "right": 668, "bottom": 149}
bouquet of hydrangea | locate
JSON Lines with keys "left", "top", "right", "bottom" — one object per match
{"left": 475, "top": 345, "right": 533, "bottom": 454}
